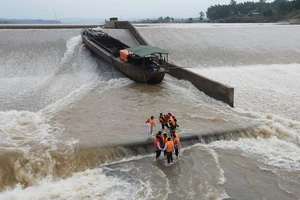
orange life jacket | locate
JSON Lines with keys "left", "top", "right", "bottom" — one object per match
{"left": 163, "top": 136, "right": 168, "bottom": 145}
{"left": 168, "top": 116, "right": 175, "bottom": 126}
{"left": 154, "top": 138, "right": 160, "bottom": 150}
{"left": 149, "top": 118, "right": 155, "bottom": 127}
{"left": 166, "top": 141, "right": 174, "bottom": 152}
{"left": 173, "top": 137, "right": 180, "bottom": 149}
{"left": 159, "top": 115, "right": 165, "bottom": 123}
{"left": 154, "top": 135, "right": 163, "bottom": 149}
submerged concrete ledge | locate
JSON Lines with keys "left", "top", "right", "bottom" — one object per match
{"left": 0, "top": 24, "right": 103, "bottom": 29}
{"left": 120, "top": 126, "right": 257, "bottom": 149}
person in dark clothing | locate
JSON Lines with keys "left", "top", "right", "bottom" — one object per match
{"left": 159, "top": 113, "right": 169, "bottom": 129}
{"left": 172, "top": 115, "right": 179, "bottom": 129}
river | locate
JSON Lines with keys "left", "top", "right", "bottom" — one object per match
{"left": 0, "top": 23, "right": 299, "bottom": 200}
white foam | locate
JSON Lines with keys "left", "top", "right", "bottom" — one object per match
{"left": 208, "top": 136, "right": 300, "bottom": 172}
{"left": 193, "top": 64, "right": 300, "bottom": 121}
{"left": 40, "top": 82, "right": 99, "bottom": 117}
{"left": 60, "top": 35, "right": 82, "bottom": 65}
{"left": 0, "top": 168, "right": 137, "bottom": 200}
{"left": 0, "top": 109, "right": 78, "bottom": 187}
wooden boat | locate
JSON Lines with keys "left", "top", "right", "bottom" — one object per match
{"left": 81, "top": 28, "right": 168, "bottom": 84}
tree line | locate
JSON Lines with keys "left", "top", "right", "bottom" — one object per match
{"left": 206, "top": 0, "right": 300, "bottom": 22}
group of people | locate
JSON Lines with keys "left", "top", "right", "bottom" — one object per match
{"left": 145, "top": 113, "right": 179, "bottom": 138}
{"left": 159, "top": 113, "right": 179, "bottom": 132}
{"left": 154, "top": 130, "right": 181, "bottom": 163}
{"left": 145, "top": 113, "right": 181, "bottom": 164}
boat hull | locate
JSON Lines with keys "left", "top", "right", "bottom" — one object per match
{"left": 82, "top": 34, "right": 165, "bottom": 84}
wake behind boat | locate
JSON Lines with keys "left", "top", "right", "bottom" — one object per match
{"left": 81, "top": 28, "right": 169, "bottom": 84}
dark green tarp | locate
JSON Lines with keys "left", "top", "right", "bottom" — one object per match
{"left": 126, "top": 45, "right": 168, "bottom": 57}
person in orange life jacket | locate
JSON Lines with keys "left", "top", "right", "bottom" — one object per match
{"left": 146, "top": 116, "right": 155, "bottom": 135}
{"left": 163, "top": 137, "right": 174, "bottom": 163}
{"left": 170, "top": 129, "right": 179, "bottom": 140}
{"left": 154, "top": 131, "right": 163, "bottom": 160}
{"left": 155, "top": 131, "right": 164, "bottom": 149}
{"left": 159, "top": 113, "right": 169, "bottom": 129}
{"left": 172, "top": 115, "right": 179, "bottom": 128}
{"left": 172, "top": 132, "right": 181, "bottom": 158}
{"left": 162, "top": 133, "right": 168, "bottom": 156}
{"left": 167, "top": 115, "right": 176, "bottom": 132}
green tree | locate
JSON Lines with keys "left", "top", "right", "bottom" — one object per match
{"left": 230, "top": 0, "right": 237, "bottom": 6}
{"left": 294, "top": 0, "right": 300, "bottom": 9}
{"left": 263, "top": 8, "right": 274, "bottom": 16}
{"left": 199, "top": 11, "right": 205, "bottom": 21}
{"left": 207, "top": 4, "right": 231, "bottom": 20}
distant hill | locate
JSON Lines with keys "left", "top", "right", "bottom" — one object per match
{"left": 0, "top": 19, "right": 62, "bottom": 24}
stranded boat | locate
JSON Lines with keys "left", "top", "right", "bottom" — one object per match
{"left": 81, "top": 28, "right": 169, "bottom": 84}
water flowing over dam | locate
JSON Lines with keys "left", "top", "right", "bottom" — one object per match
{"left": 0, "top": 24, "right": 300, "bottom": 200}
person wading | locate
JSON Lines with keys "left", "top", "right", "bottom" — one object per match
{"left": 159, "top": 113, "right": 169, "bottom": 129}
{"left": 153, "top": 131, "right": 163, "bottom": 161}
{"left": 146, "top": 116, "right": 155, "bottom": 136}
{"left": 163, "top": 137, "right": 174, "bottom": 164}
{"left": 172, "top": 132, "right": 181, "bottom": 159}
{"left": 162, "top": 133, "right": 168, "bottom": 156}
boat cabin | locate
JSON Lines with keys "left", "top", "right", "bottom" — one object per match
{"left": 120, "top": 45, "right": 168, "bottom": 70}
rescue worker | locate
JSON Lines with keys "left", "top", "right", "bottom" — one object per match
{"left": 172, "top": 115, "right": 179, "bottom": 128}
{"left": 172, "top": 132, "right": 181, "bottom": 159}
{"left": 146, "top": 116, "right": 155, "bottom": 135}
{"left": 171, "top": 129, "right": 179, "bottom": 140}
{"left": 163, "top": 137, "right": 174, "bottom": 163}
{"left": 162, "top": 133, "right": 169, "bottom": 156}
{"left": 154, "top": 131, "right": 163, "bottom": 160}
{"left": 159, "top": 113, "right": 169, "bottom": 129}
{"left": 167, "top": 115, "right": 176, "bottom": 132}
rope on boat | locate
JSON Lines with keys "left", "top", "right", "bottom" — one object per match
{"left": 143, "top": 72, "right": 156, "bottom": 115}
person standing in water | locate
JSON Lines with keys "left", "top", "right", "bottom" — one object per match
{"left": 162, "top": 133, "right": 168, "bottom": 156}
{"left": 154, "top": 131, "right": 163, "bottom": 160}
{"left": 159, "top": 113, "right": 169, "bottom": 129}
{"left": 146, "top": 116, "right": 155, "bottom": 135}
{"left": 172, "top": 132, "right": 181, "bottom": 159}
{"left": 163, "top": 137, "right": 174, "bottom": 164}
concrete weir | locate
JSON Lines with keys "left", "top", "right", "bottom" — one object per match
{"left": 104, "top": 20, "right": 234, "bottom": 107}
{"left": 0, "top": 24, "right": 104, "bottom": 29}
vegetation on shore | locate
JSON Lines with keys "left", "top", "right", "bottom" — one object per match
{"left": 1, "top": 0, "right": 300, "bottom": 24}
{"left": 207, "top": 0, "right": 300, "bottom": 23}
{"left": 135, "top": 0, "right": 300, "bottom": 24}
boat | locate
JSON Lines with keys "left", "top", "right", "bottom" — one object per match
{"left": 81, "top": 28, "right": 169, "bottom": 84}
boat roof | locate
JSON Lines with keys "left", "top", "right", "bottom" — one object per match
{"left": 126, "top": 45, "right": 168, "bottom": 57}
